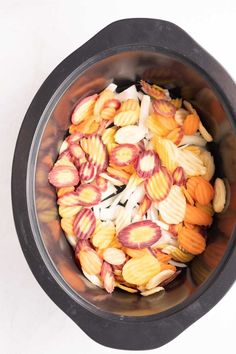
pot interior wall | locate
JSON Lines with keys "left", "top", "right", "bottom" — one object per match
{"left": 33, "top": 50, "right": 236, "bottom": 316}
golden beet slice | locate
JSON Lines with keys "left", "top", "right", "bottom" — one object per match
{"left": 122, "top": 254, "right": 161, "bottom": 286}
{"left": 76, "top": 184, "right": 101, "bottom": 206}
{"left": 145, "top": 166, "right": 173, "bottom": 202}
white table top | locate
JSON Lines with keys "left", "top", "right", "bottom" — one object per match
{"left": 1, "top": 1, "right": 236, "bottom": 353}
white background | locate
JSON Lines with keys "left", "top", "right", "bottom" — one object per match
{"left": 1, "top": 1, "right": 236, "bottom": 353}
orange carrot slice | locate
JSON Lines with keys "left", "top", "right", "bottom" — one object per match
{"left": 184, "top": 204, "right": 212, "bottom": 226}
{"left": 183, "top": 114, "right": 200, "bottom": 135}
{"left": 178, "top": 227, "right": 206, "bottom": 255}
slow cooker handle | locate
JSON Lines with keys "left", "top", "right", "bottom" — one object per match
{"left": 81, "top": 18, "right": 203, "bottom": 69}
{"left": 78, "top": 18, "right": 235, "bottom": 109}
{"left": 85, "top": 18, "right": 195, "bottom": 55}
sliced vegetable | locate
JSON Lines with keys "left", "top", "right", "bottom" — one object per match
{"left": 73, "top": 208, "right": 96, "bottom": 239}
{"left": 118, "top": 220, "right": 161, "bottom": 249}
{"left": 122, "top": 254, "right": 160, "bottom": 286}
{"left": 48, "top": 165, "right": 79, "bottom": 188}
{"left": 110, "top": 144, "right": 139, "bottom": 167}
{"left": 135, "top": 150, "right": 160, "bottom": 179}
{"left": 115, "top": 125, "right": 146, "bottom": 144}
{"left": 72, "top": 94, "right": 98, "bottom": 125}
{"left": 76, "top": 184, "right": 101, "bottom": 206}
{"left": 145, "top": 166, "right": 173, "bottom": 202}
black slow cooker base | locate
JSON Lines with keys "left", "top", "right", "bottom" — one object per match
{"left": 12, "top": 19, "right": 236, "bottom": 349}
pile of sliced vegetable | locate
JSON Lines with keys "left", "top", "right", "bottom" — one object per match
{"left": 48, "top": 81, "right": 227, "bottom": 296}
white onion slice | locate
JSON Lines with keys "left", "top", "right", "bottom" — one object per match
{"left": 179, "top": 134, "right": 207, "bottom": 147}
{"left": 139, "top": 94, "right": 151, "bottom": 129}
{"left": 106, "top": 83, "right": 117, "bottom": 92}
{"left": 92, "top": 205, "right": 100, "bottom": 219}
{"left": 168, "top": 260, "right": 187, "bottom": 268}
{"left": 99, "top": 205, "right": 122, "bottom": 221}
{"left": 100, "top": 173, "right": 124, "bottom": 186}
{"left": 152, "top": 230, "right": 178, "bottom": 249}
{"left": 116, "top": 85, "right": 138, "bottom": 101}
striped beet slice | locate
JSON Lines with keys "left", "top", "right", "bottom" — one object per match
{"left": 79, "top": 161, "right": 97, "bottom": 183}
{"left": 152, "top": 99, "right": 176, "bottom": 118}
{"left": 72, "top": 94, "right": 98, "bottom": 125}
{"left": 135, "top": 150, "right": 160, "bottom": 179}
{"left": 76, "top": 184, "right": 101, "bottom": 206}
{"left": 48, "top": 165, "right": 79, "bottom": 188}
{"left": 110, "top": 144, "right": 139, "bottom": 167}
{"left": 73, "top": 208, "right": 96, "bottom": 239}
{"left": 118, "top": 220, "right": 161, "bottom": 249}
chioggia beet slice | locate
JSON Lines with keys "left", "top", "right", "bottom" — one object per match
{"left": 145, "top": 166, "right": 173, "bottom": 202}
{"left": 137, "top": 195, "right": 152, "bottom": 216}
{"left": 79, "top": 161, "right": 97, "bottom": 183}
{"left": 101, "top": 262, "right": 115, "bottom": 293}
{"left": 91, "top": 175, "right": 108, "bottom": 192}
{"left": 135, "top": 150, "right": 160, "bottom": 179}
{"left": 140, "top": 80, "right": 167, "bottom": 100}
{"left": 76, "top": 243, "right": 102, "bottom": 275}
{"left": 48, "top": 165, "right": 79, "bottom": 188}
{"left": 84, "top": 135, "right": 108, "bottom": 173}
{"left": 69, "top": 143, "right": 87, "bottom": 163}
{"left": 93, "top": 89, "right": 114, "bottom": 116}
{"left": 103, "top": 98, "right": 121, "bottom": 110}
{"left": 118, "top": 220, "right": 161, "bottom": 249}
{"left": 103, "top": 247, "right": 126, "bottom": 266}
{"left": 172, "top": 166, "right": 186, "bottom": 186}
{"left": 152, "top": 99, "right": 176, "bottom": 118}
{"left": 110, "top": 144, "right": 139, "bottom": 167}
{"left": 73, "top": 208, "right": 96, "bottom": 239}
{"left": 57, "top": 191, "right": 82, "bottom": 206}
{"left": 76, "top": 184, "right": 101, "bottom": 206}
{"left": 72, "top": 94, "right": 98, "bottom": 124}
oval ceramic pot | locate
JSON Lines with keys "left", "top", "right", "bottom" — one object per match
{"left": 12, "top": 18, "right": 236, "bottom": 350}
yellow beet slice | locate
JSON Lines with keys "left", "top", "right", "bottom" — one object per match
{"left": 122, "top": 255, "right": 161, "bottom": 286}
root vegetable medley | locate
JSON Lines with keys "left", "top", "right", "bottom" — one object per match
{"left": 48, "top": 81, "right": 227, "bottom": 296}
